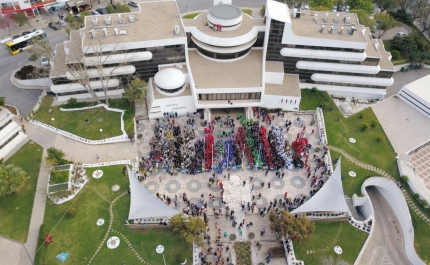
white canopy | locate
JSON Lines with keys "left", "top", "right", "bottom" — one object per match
{"left": 127, "top": 167, "right": 179, "bottom": 220}
{"left": 292, "top": 158, "right": 350, "bottom": 214}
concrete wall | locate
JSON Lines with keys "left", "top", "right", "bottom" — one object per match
{"left": 261, "top": 94, "right": 300, "bottom": 111}
{"left": 15, "top": 77, "right": 52, "bottom": 87}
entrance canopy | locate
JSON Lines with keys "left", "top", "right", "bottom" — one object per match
{"left": 127, "top": 167, "right": 179, "bottom": 220}
{"left": 292, "top": 158, "right": 350, "bottom": 214}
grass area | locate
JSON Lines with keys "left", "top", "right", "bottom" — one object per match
{"left": 35, "top": 165, "right": 191, "bottom": 264}
{"left": 295, "top": 221, "right": 368, "bottom": 264}
{"left": 382, "top": 40, "right": 392, "bottom": 51}
{"left": 34, "top": 97, "right": 135, "bottom": 140}
{"left": 382, "top": 39, "right": 409, "bottom": 65}
{"left": 330, "top": 150, "right": 378, "bottom": 196}
{"left": 300, "top": 89, "right": 400, "bottom": 180}
{"left": 410, "top": 206, "right": 430, "bottom": 264}
{"left": 49, "top": 170, "right": 69, "bottom": 185}
{"left": 0, "top": 141, "right": 43, "bottom": 242}
{"left": 242, "top": 9, "right": 253, "bottom": 16}
{"left": 182, "top": 12, "right": 201, "bottom": 19}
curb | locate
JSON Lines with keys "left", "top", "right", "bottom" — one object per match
{"left": 9, "top": 68, "right": 50, "bottom": 90}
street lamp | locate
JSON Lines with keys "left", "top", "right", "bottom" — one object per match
{"left": 156, "top": 245, "right": 166, "bottom": 265}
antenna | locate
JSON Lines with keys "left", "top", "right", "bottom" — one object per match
{"left": 323, "top": 12, "right": 328, "bottom": 23}
{"left": 319, "top": 25, "right": 324, "bottom": 33}
{"left": 334, "top": 13, "right": 339, "bottom": 23}
{"left": 349, "top": 26, "right": 355, "bottom": 35}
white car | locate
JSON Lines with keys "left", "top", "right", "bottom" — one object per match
{"left": 396, "top": 32, "right": 407, "bottom": 37}
{"left": 41, "top": 56, "right": 49, "bottom": 66}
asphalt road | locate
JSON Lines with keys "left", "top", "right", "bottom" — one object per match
{"left": 0, "top": 27, "right": 66, "bottom": 116}
{"left": 357, "top": 187, "right": 411, "bottom": 265}
{"left": 386, "top": 68, "right": 430, "bottom": 98}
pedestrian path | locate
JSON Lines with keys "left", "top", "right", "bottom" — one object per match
{"left": 328, "top": 145, "right": 430, "bottom": 226}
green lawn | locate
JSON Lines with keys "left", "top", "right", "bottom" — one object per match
{"left": 242, "top": 9, "right": 253, "bottom": 16}
{"left": 182, "top": 12, "right": 201, "bottom": 19}
{"left": 0, "top": 141, "right": 43, "bottom": 242}
{"left": 49, "top": 169, "right": 69, "bottom": 184}
{"left": 295, "top": 221, "right": 368, "bottom": 264}
{"left": 300, "top": 89, "right": 399, "bottom": 180}
{"left": 35, "top": 165, "right": 191, "bottom": 264}
{"left": 382, "top": 40, "right": 392, "bottom": 51}
{"left": 34, "top": 97, "right": 134, "bottom": 140}
{"left": 410, "top": 208, "right": 430, "bottom": 264}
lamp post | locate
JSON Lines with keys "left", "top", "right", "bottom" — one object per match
{"left": 156, "top": 245, "right": 166, "bottom": 265}
{"left": 100, "top": 128, "right": 103, "bottom": 136}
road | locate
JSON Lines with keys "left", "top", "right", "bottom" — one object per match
{"left": 0, "top": 27, "right": 67, "bottom": 116}
{"left": 357, "top": 187, "right": 411, "bottom": 265}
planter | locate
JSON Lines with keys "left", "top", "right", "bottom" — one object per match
{"left": 180, "top": 259, "right": 187, "bottom": 265}
{"left": 230, "top": 234, "right": 236, "bottom": 240}
{"left": 248, "top": 232, "right": 255, "bottom": 239}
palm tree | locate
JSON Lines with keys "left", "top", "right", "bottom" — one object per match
{"left": 0, "top": 164, "right": 27, "bottom": 196}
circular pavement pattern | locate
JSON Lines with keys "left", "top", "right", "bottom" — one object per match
{"left": 349, "top": 138, "right": 356, "bottom": 144}
{"left": 97, "top": 218, "right": 105, "bottom": 226}
{"left": 92, "top": 170, "right": 103, "bottom": 179}
{"left": 334, "top": 246, "right": 342, "bottom": 254}
{"left": 348, "top": 171, "right": 356, "bottom": 177}
{"left": 111, "top": 185, "right": 120, "bottom": 192}
{"left": 107, "top": 236, "right": 120, "bottom": 249}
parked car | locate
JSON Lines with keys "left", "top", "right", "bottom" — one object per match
{"left": 396, "top": 32, "right": 407, "bottom": 37}
{"left": 41, "top": 56, "right": 49, "bottom": 66}
{"left": 48, "top": 21, "right": 61, "bottom": 30}
{"left": 91, "top": 10, "right": 100, "bottom": 15}
{"left": 96, "top": 8, "right": 106, "bottom": 14}
{"left": 128, "top": 1, "right": 139, "bottom": 7}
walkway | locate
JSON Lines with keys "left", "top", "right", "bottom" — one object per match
{"left": 357, "top": 187, "right": 410, "bottom": 265}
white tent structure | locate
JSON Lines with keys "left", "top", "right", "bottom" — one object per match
{"left": 127, "top": 166, "right": 179, "bottom": 220}
{"left": 292, "top": 158, "right": 350, "bottom": 214}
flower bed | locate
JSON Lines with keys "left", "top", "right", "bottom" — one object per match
{"left": 234, "top": 241, "right": 252, "bottom": 265}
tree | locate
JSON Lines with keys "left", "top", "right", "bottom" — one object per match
{"left": 0, "top": 13, "right": 16, "bottom": 35}
{"left": 14, "top": 12, "right": 30, "bottom": 27}
{"left": 0, "top": 164, "right": 27, "bottom": 196}
{"left": 352, "top": 9, "right": 375, "bottom": 30}
{"left": 310, "top": 0, "right": 335, "bottom": 10}
{"left": 347, "top": 0, "right": 373, "bottom": 14}
{"left": 46, "top": 147, "right": 66, "bottom": 166}
{"left": 260, "top": 4, "right": 266, "bottom": 16}
{"left": 374, "top": 12, "right": 397, "bottom": 38}
{"left": 170, "top": 213, "right": 206, "bottom": 246}
{"left": 409, "top": 0, "right": 427, "bottom": 22}
{"left": 373, "top": 0, "right": 396, "bottom": 12}
{"left": 268, "top": 210, "right": 315, "bottom": 243}
{"left": 28, "top": 35, "right": 53, "bottom": 62}
{"left": 123, "top": 78, "right": 147, "bottom": 106}
{"left": 396, "top": 0, "right": 414, "bottom": 11}
{"left": 417, "top": 6, "right": 430, "bottom": 34}
{"left": 106, "top": 3, "right": 131, "bottom": 14}
{"left": 391, "top": 36, "right": 417, "bottom": 52}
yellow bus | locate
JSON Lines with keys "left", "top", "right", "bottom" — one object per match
{"left": 5, "top": 29, "right": 47, "bottom": 55}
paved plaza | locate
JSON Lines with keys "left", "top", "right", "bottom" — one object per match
{"left": 135, "top": 109, "right": 325, "bottom": 264}
{"left": 409, "top": 143, "right": 430, "bottom": 191}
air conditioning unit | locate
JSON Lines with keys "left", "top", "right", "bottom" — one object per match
{"left": 114, "top": 28, "right": 118, "bottom": 36}
{"left": 105, "top": 15, "right": 111, "bottom": 25}
{"left": 118, "top": 14, "right": 123, "bottom": 24}
{"left": 119, "top": 30, "right": 127, "bottom": 35}
{"left": 323, "top": 12, "right": 328, "bottom": 23}
{"left": 349, "top": 26, "right": 355, "bottom": 35}
{"left": 129, "top": 15, "right": 135, "bottom": 23}
{"left": 334, "top": 13, "right": 339, "bottom": 23}
{"left": 174, "top": 25, "right": 181, "bottom": 35}
{"left": 313, "top": 13, "right": 318, "bottom": 22}
{"left": 319, "top": 25, "right": 324, "bottom": 33}
{"left": 90, "top": 29, "right": 95, "bottom": 39}
{"left": 103, "top": 28, "right": 108, "bottom": 38}
{"left": 92, "top": 17, "right": 98, "bottom": 26}
{"left": 344, "top": 15, "right": 350, "bottom": 24}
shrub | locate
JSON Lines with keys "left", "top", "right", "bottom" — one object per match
{"left": 391, "top": 50, "right": 400, "bottom": 60}
{"left": 358, "top": 113, "right": 365, "bottom": 119}
{"left": 370, "top": 120, "right": 379, "bottom": 128}
{"left": 66, "top": 97, "right": 78, "bottom": 108}
{"left": 175, "top": 253, "right": 186, "bottom": 263}
{"left": 66, "top": 208, "right": 76, "bottom": 218}
{"left": 375, "top": 136, "right": 383, "bottom": 142}
{"left": 361, "top": 123, "right": 369, "bottom": 131}
{"left": 260, "top": 4, "right": 266, "bottom": 16}
{"left": 15, "top": 65, "right": 49, "bottom": 79}
{"left": 314, "top": 147, "right": 321, "bottom": 152}
{"left": 420, "top": 199, "right": 428, "bottom": 207}
{"left": 0, "top": 97, "right": 5, "bottom": 106}
{"left": 127, "top": 131, "right": 134, "bottom": 139}
{"left": 230, "top": 234, "right": 236, "bottom": 240}
{"left": 392, "top": 36, "right": 417, "bottom": 53}
{"left": 46, "top": 147, "right": 67, "bottom": 166}
{"left": 400, "top": 175, "right": 409, "bottom": 182}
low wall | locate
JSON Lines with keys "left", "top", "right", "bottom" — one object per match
{"left": 15, "top": 77, "right": 51, "bottom": 87}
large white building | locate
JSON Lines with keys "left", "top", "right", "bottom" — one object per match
{"left": 49, "top": 0, "right": 394, "bottom": 119}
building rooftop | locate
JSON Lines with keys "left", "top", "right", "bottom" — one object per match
{"left": 265, "top": 74, "right": 301, "bottom": 97}
{"left": 291, "top": 11, "right": 366, "bottom": 43}
{"left": 188, "top": 50, "right": 263, "bottom": 89}
{"left": 376, "top": 39, "right": 394, "bottom": 71}
{"left": 80, "top": 1, "right": 185, "bottom": 47}
{"left": 153, "top": 84, "right": 192, "bottom": 99}
{"left": 66, "top": 30, "right": 83, "bottom": 63}
{"left": 363, "top": 28, "right": 380, "bottom": 58}
{"left": 266, "top": 61, "right": 284, "bottom": 72}
{"left": 402, "top": 74, "right": 430, "bottom": 103}
{"left": 51, "top": 43, "right": 68, "bottom": 78}
{"left": 183, "top": 11, "right": 264, "bottom": 38}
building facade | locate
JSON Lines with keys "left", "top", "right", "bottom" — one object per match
{"left": 49, "top": 0, "right": 394, "bottom": 119}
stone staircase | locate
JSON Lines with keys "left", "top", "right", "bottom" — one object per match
{"left": 345, "top": 197, "right": 359, "bottom": 220}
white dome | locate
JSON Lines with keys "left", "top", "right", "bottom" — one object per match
{"left": 154, "top": 68, "right": 186, "bottom": 90}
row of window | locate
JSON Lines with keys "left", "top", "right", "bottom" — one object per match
{"left": 198, "top": 92, "right": 261, "bottom": 101}
{"left": 196, "top": 46, "right": 252, "bottom": 60}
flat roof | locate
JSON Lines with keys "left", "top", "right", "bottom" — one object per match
{"left": 376, "top": 39, "right": 395, "bottom": 71}
{"left": 265, "top": 74, "right": 301, "bottom": 97}
{"left": 66, "top": 30, "right": 83, "bottom": 63}
{"left": 81, "top": 1, "right": 185, "bottom": 46}
{"left": 403, "top": 74, "right": 430, "bottom": 103}
{"left": 363, "top": 28, "right": 380, "bottom": 58}
{"left": 291, "top": 11, "right": 366, "bottom": 43}
{"left": 266, "top": 61, "right": 284, "bottom": 72}
{"left": 184, "top": 11, "right": 264, "bottom": 38}
{"left": 51, "top": 43, "right": 68, "bottom": 77}
{"left": 188, "top": 49, "right": 263, "bottom": 89}
{"left": 208, "top": 4, "right": 242, "bottom": 20}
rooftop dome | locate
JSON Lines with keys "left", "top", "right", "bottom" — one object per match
{"left": 208, "top": 4, "right": 242, "bottom": 20}
{"left": 154, "top": 68, "right": 186, "bottom": 90}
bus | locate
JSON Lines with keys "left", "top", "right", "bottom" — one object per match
{"left": 5, "top": 29, "right": 47, "bottom": 55}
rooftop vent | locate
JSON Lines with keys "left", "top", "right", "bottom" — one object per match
{"left": 349, "top": 26, "right": 355, "bottom": 35}
{"left": 129, "top": 15, "right": 135, "bottom": 23}
{"left": 174, "top": 25, "right": 181, "bottom": 35}
{"left": 334, "top": 13, "right": 339, "bottom": 23}
{"left": 328, "top": 26, "right": 334, "bottom": 34}
{"left": 119, "top": 30, "right": 127, "bottom": 35}
{"left": 118, "top": 14, "right": 123, "bottom": 24}
{"left": 92, "top": 16, "right": 98, "bottom": 26}
{"left": 114, "top": 28, "right": 118, "bottom": 36}
{"left": 319, "top": 25, "right": 324, "bottom": 33}
{"left": 103, "top": 28, "right": 107, "bottom": 38}
{"left": 90, "top": 29, "right": 95, "bottom": 39}
{"left": 105, "top": 15, "right": 111, "bottom": 25}
{"left": 313, "top": 13, "right": 318, "bottom": 22}
{"left": 323, "top": 12, "right": 328, "bottom": 23}
{"left": 344, "top": 15, "right": 350, "bottom": 24}
{"left": 338, "top": 26, "right": 343, "bottom": 35}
